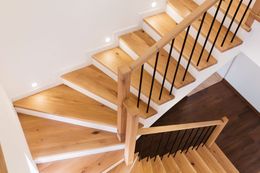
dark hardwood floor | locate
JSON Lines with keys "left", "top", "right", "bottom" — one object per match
{"left": 149, "top": 81, "right": 259, "bottom": 173}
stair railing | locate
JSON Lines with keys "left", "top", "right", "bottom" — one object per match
{"left": 125, "top": 115, "right": 228, "bottom": 165}
{"left": 117, "top": 0, "right": 252, "bottom": 142}
{"left": 245, "top": 0, "right": 260, "bottom": 28}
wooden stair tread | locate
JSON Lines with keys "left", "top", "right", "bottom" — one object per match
{"left": 217, "top": 0, "right": 251, "bottom": 31}
{"left": 151, "top": 156, "right": 166, "bottom": 173}
{"left": 0, "top": 145, "right": 8, "bottom": 173}
{"left": 161, "top": 155, "right": 182, "bottom": 173}
{"left": 93, "top": 47, "right": 174, "bottom": 105}
{"left": 120, "top": 30, "right": 196, "bottom": 89}
{"left": 62, "top": 65, "right": 156, "bottom": 119}
{"left": 186, "top": 150, "right": 213, "bottom": 173}
{"left": 174, "top": 152, "right": 197, "bottom": 173}
{"left": 14, "top": 85, "right": 117, "bottom": 127}
{"left": 197, "top": 147, "right": 227, "bottom": 173}
{"left": 141, "top": 158, "right": 154, "bottom": 173}
{"left": 208, "top": 143, "right": 239, "bottom": 173}
{"left": 108, "top": 161, "right": 132, "bottom": 173}
{"left": 168, "top": 0, "right": 243, "bottom": 52}
{"left": 38, "top": 150, "right": 123, "bottom": 173}
{"left": 132, "top": 160, "right": 144, "bottom": 173}
{"left": 19, "top": 114, "right": 122, "bottom": 159}
{"left": 144, "top": 12, "right": 217, "bottom": 71}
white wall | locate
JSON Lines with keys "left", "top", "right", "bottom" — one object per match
{"left": 0, "top": 0, "right": 166, "bottom": 99}
{"left": 218, "top": 22, "right": 260, "bottom": 113}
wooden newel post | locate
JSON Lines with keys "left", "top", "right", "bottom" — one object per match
{"left": 206, "top": 116, "right": 229, "bottom": 147}
{"left": 117, "top": 65, "right": 131, "bottom": 142}
{"left": 245, "top": 0, "right": 260, "bottom": 28}
{"left": 124, "top": 101, "right": 139, "bottom": 166}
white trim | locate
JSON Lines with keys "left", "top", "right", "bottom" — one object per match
{"left": 35, "top": 144, "right": 125, "bottom": 164}
{"left": 102, "top": 158, "right": 124, "bottom": 173}
{"left": 15, "top": 107, "right": 117, "bottom": 133}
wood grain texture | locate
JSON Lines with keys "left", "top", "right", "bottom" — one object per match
{"left": 152, "top": 81, "right": 260, "bottom": 172}
{"left": 19, "top": 114, "right": 122, "bottom": 159}
{"left": 0, "top": 145, "right": 8, "bottom": 173}
{"left": 120, "top": 30, "right": 196, "bottom": 89}
{"left": 197, "top": 147, "right": 227, "bottom": 173}
{"left": 107, "top": 161, "right": 132, "bottom": 173}
{"left": 62, "top": 65, "right": 156, "bottom": 119}
{"left": 208, "top": 143, "right": 239, "bottom": 173}
{"left": 93, "top": 47, "right": 174, "bottom": 105}
{"left": 14, "top": 85, "right": 117, "bottom": 127}
{"left": 151, "top": 156, "right": 166, "bottom": 173}
{"left": 144, "top": 13, "right": 217, "bottom": 71}
{"left": 217, "top": 0, "right": 252, "bottom": 31}
{"left": 186, "top": 150, "right": 213, "bottom": 173}
{"left": 174, "top": 152, "right": 197, "bottom": 173}
{"left": 38, "top": 150, "right": 124, "bottom": 173}
{"left": 161, "top": 155, "right": 182, "bottom": 173}
{"left": 168, "top": 0, "right": 243, "bottom": 51}
{"left": 141, "top": 158, "right": 154, "bottom": 173}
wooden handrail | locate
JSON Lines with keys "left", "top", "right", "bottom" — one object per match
{"left": 129, "top": 0, "right": 219, "bottom": 71}
{"left": 138, "top": 118, "right": 224, "bottom": 135}
{"left": 245, "top": 0, "right": 260, "bottom": 28}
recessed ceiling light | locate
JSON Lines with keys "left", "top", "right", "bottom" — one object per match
{"left": 31, "top": 82, "right": 38, "bottom": 88}
{"left": 151, "top": 2, "right": 157, "bottom": 8}
{"left": 105, "top": 37, "right": 111, "bottom": 43}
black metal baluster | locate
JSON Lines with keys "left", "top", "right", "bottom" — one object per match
{"left": 173, "top": 130, "right": 187, "bottom": 157}
{"left": 197, "top": 0, "right": 223, "bottom": 66}
{"left": 202, "top": 126, "right": 217, "bottom": 147}
{"left": 146, "top": 135, "right": 155, "bottom": 161}
{"left": 161, "top": 132, "right": 173, "bottom": 158}
{"left": 154, "top": 133, "right": 164, "bottom": 161}
{"left": 207, "top": 0, "right": 234, "bottom": 62}
{"left": 147, "top": 51, "right": 160, "bottom": 113}
{"left": 168, "top": 131, "right": 180, "bottom": 157}
{"left": 137, "top": 65, "right": 144, "bottom": 108}
{"left": 170, "top": 26, "right": 191, "bottom": 95}
{"left": 221, "top": 0, "right": 244, "bottom": 47}
{"left": 196, "top": 126, "right": 212, "bottom": 150}
{"left": 183, "top": 12, "right": 206, "bottom": 81}
{"left": 192, "top": 127, "right": 206, "bottom": 149}
{"left": 138, "top": 135, "right": 146, "bottom": 160}
{"left": 231, "top": 0, "right": 253, "bottom": 42}
{"left": 181, "top": 129, "right": 194, "bottom": 153}
{"left": 159, "top": 39, "right": 175, "bottom": 100}
{"left": 185, "top": 128, "right": 199, "bottom": 153}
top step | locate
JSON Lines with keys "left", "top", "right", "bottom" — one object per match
{"left": 167, "top": 0, "right": 243, "bottom": 52}
{"left": 62, "top": 65, "right": 157, "bottom": 119}
{"left": 144, "top": 12, "right": 217, "bottom": 71}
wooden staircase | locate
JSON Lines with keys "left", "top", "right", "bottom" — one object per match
{"left": 10, "top": 0, "right": 258, "bottom": 172}
{"left": 109, "top": 144, "right": 239, "bottom": 173}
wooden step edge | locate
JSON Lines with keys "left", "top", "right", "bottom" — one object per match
{"left": 151, "top": 156, "right": 167, "bottom": 173}
{"left": 0, "top": 145, "right": 8, "bottom": 173}
{"left": 208, "top": 143, "right": 239, "bottom": 173}
{"left": 186, "top": 150, "right": 213, "bottom": 173}
{"left": 15, "top": 107, "right": 118, "bottom": 133}
{"left": 119, "top": 31, "right": 196, "bottom": 90}
{"left": 174, "top": 151, "right": 197, "bottom": 173}
{"left": 197, "top": 147, "right": 227, "bottom": 173}
{"left": 161, "top": 155, "right": 182, "bottom": 172}
{"left": 34, "top": 143, "right": 125, "bottom": 164}
{"left": 143, "top": 14, "right": 218, "bottom": 72}
{"left": 92, "top": 49, "right": 174, "bottom": 106}
{"left": 38, "top": 150, "right": 124, "bottom": 173}
{"left": 141, "top": 158, "right": 154, "bottom": 173}
{"left": 166, "top": 1, "right": 243, "bottom": 52}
